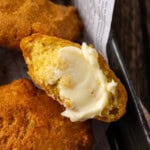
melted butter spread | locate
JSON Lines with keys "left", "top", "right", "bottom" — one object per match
{"left": 48, "top": 43, "right": 117, "bottom": 122}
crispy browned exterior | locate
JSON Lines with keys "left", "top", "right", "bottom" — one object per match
{"left": 0, "top": 79, "right": 93, "bottom": 150}
{"left": 96, "top": 52, "right": 127, "bottom": 122}
{"left": 0, "top": 0, "right": 82, "bottom": 50}
{"left": 21, "top": 34, "right": 128, "bottom": 123}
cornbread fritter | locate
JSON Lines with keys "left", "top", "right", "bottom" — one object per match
{"left": 0, "top": 0, "right": 82, "bottom": 50}
{"left": 21, "top": 34, "right": 127, "bottom": 122}
{"left": 0, "top": 79, "right": 93, "bottom": 150}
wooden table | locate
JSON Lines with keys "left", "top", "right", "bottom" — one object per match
{"left": 112, "top": 0, "right": 150, "bottom": 126}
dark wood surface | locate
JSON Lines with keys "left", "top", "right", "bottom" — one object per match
{"left": 112, "top": 0, "right": 150, "bottom": 125}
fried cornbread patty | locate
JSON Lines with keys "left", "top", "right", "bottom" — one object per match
{"left": 21, "top": 34, "right": 127, "bottom": 123}
{"left": 0, "top": 0, "right": 82, "bottom": 50}
{"left": 0, "top": 79, "right": 93, "bottom": 150}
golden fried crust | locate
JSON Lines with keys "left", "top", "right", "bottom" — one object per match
{"left": 0, "top": 0, "right": 82, "bottom": 50}
{"left": 0, "top": 79, "right": 93, "bottom": 150}
{"left": 96, "top": 54, "right": 127, "bottom": 122}
{"left": 20, "top": 34, "right": 127, "bottom": 123}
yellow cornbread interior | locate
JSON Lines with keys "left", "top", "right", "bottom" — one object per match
{"left": 26, "top": 41, "right": 120, "bottom": 121}
{"left": 26, "top": 41, "right": 60, "bottom": 99}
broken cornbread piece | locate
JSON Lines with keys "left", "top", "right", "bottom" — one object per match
{"left": 20, "top": 34, "right": 127, "bottom": 122}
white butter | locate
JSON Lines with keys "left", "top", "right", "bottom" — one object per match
{"left": 50, "top": 43, "right": 117, "bottom": 122}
